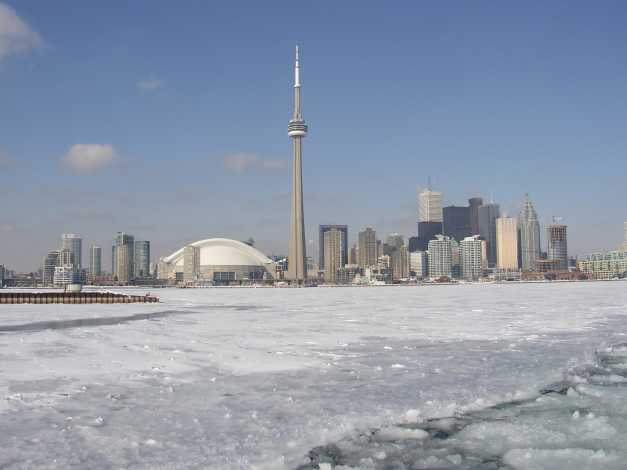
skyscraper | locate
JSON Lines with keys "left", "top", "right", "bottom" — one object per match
{"left": 416, "top": 221, "right": 443, "bottom": 251}
{"left": 408, "top": 236, "right": 420, "bottom": 252}
{"left": 58, "top": 248, "right": 75, "bottom": 267}
{"left": 392, "top": 245, "right": 408, "bottom": 280}
{"left": 42, "top": 250, "right": 60, "bottom": 285}
{"left": 319, "top": 225, "right": 348, "bottom": 270}
{"left": 358, "top": 227, "right": 377, "bottom": 268}
{"left": 323, "top": 228, "right": 342, "bottom": 284}
{"left": 418, "top": 187, "right": 443, "bottom": 223}
{"left": 496, "top": 217, "right": 519, "bottom": 270}
{"left": 547, "top": 223, "right": 568, "bottom": 270}
{"left": 478, "top": 203, "right": 500, "bottom": 267}
{"left": 112, "top": 245, "right": 116, "bottom": 276}
{"left": 134, "top": 240, "right": 151, "bottom": 278}
{"left": 428, "top": 235, "right": 453, "bottom": 279}
{"left": 409, "top": 251, "right": 428, "bottom": 278}
{"left": 114, "top": 232, "right": 134, "bottom": 284}
{"left": 183, "top": 245, "right": 200, "bottom": 282}
{"left": 622, "top": 221, "right": 627, "bottom": 251}
{"left": 468, "top": 197, "right": 483, "bottom": 236}
{"left": 61, "top": 234, "right": 82, "bottom": 268}
{"left": 518, "top": 194, "right": 541, "bottom": 271}
{"left": 443, "top": 205, "right": 471, "bottom": 242}
{"left": 386, "top": 233, "right": 404, "bottom": 250}
{"left": 89, "top": 246, "right": 102, "bottom": 276}
{"left": 460, "top": 235, "right": 486, "bottom": 280}
{"left": 349, "top": 245, "right": 358, "bottom": 265}
{"left": 287, "top": 46, "right": 308, "bottom": 283}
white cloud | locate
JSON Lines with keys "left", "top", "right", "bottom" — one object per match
{"left": 0, "top": 3, "right": 43, "bottom": 62}
{"left": 62, "top": 144, "right": 119, "bottom": 174}
{"left": 223, "top": 153, "right": 287, "bottom": 173}
{"left": 138, "top": 79, "right": 164, "bottom": 90}
{"left": 0, "top": 149, "right": 14, "bottom": 167}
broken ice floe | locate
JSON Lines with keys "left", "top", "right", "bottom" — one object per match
{"left": 296, "top": 343, "right": 627, "bottom": 470}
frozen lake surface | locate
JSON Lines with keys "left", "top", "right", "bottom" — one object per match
{"left": 1, "top": 282, "right": 627, "bottom": 469}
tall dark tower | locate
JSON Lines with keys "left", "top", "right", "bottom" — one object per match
{"left": 468, "top": 197, "right": 483, "bottom": 236}
{"left": 287, "top": 46, "right": 308, "bottom": 283}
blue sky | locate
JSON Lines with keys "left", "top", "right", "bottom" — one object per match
{"left": 1, "top": 1, "right": 626, "bottom": 271}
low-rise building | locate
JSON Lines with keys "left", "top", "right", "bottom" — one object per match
{"left": 53, "top": 265, "right": 79, "bottom": 286}
{"left": 579, "top": 251, "right": 627, "bottom": 280}
{"left": 336, "top": 265, "right": 362, "bottom": 285}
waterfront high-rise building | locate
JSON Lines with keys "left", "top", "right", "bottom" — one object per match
{"left": 409, "top": 251, "right": 428, "bottom": 278}
{"left": 42, "top": 250, "right": 60, "bottom": 285}
{"left": 183, "top": 245, "right": 200, "bottom": 282}
{"left": 496, "top": 217, "right": 519, "bottom": 270}
{"left": 468, "top": 197, "right": 483, "bottom": 236}
{"left": 392, "top": 245, "right": 409, "bottom": 280}
{"left": 518, "top": 194, "right": 541, "bottom": 271}
{"left": 460, "top": 235, "right": 486, "bottom": 280}
{"left": 89, "top": 246, "right": 102, "bottom": 276}
{"left": 358, "top": 227, "right": 377, "bottom": 268}
{"left": 478, "top": 203, "right": 500, "bottom": 266}
{"left": 319, "top": 225, "right": 348, "bottom": 270}
{"left": 451, "top": 239, "right": 461, "bottom": 278}
{"left": 323, "top": 228, "right": 342, "bottom": 284}
{"left": 114, "top": 232, "right": 134, "bottom": 284}
{"left": 418, "top": 187, "right": 443, "bottom": 223}
{"left": 443, "top": 205, "right": 471, "bottom": 242}
{"left": 547, "top": 223, "right": 568, "bottom": 270}
{"left": 623, "top": 221, "right": 627, "bottom": 251}
{"left": 428, "top": 235, "right": 453, "bottom": 279}
{"left": 58, "top": 248, "right": 75, "bottom": 267}
{"left": 111, "top": 245, "right": 116, "bottom": 276}
{"left": 61, "top": 234, "right": 82, "bottom": 268}
{"left": 134, "top": 240, "right": 151, "bottom": 278}
{"left": 287, "top": 46, "right": 308, "bottom": 283}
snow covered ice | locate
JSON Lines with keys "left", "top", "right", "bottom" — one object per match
{"left": 1, "top": 282, "right": 627, "bottom": 469}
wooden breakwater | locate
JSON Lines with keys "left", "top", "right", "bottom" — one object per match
{"left": 0, "top": 291, "right": 159, "bottom": 304}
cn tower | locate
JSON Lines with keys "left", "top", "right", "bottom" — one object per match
{"left": 287, "top": 46, "right": 308, "bottom": 283}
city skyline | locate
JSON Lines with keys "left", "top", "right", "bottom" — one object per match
{"left": 2, "top": 2, "right": 627, "bottom": 271}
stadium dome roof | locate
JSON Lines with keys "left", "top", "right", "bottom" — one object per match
{"left": 162, "top": 238, "right": 273, "bottom": 267}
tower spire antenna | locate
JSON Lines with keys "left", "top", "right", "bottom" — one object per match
{"left": 294, "top": 45, "right": 301, "bottom": 88}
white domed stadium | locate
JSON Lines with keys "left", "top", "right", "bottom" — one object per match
{"left": 158, "top": 238, "right": 275, "bottom": 284}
